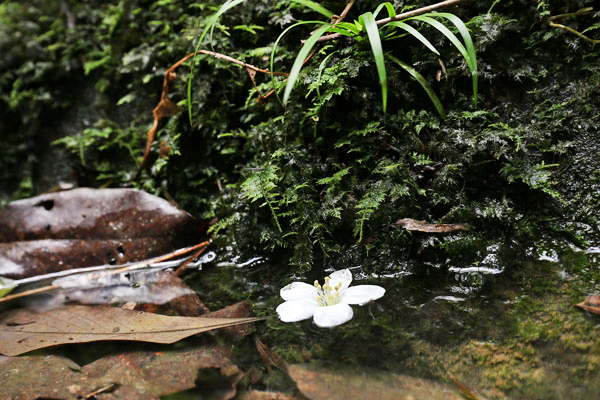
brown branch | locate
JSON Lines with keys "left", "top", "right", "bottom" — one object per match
{"left": 548, "top": 7, "right": 594, "bottom": 21}
{"left": 333, "top": 0, "right": 355, "bottom": 24}
{"left": 448, "top": 374, "right": 480, "bottom": 400}
{"left": 174, "top": 245, "right": 207, "bottom": 276}
{"left": 317, "top": 0, "right": 462, "bottom": 42}
{"left": 133, "top": 50, "right": 288, "bottom": 180}
{"left": 0, "top": 241, "right": 211, "bottom": 303}
{"left": 549, "top": 21, "right": 600, "bottom": 44}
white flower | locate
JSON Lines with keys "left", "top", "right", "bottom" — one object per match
{"left": 276, "top": 269, "right": 385, "bottom": 328}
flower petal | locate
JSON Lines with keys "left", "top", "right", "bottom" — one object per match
{"left": 327, "top": 269, "right": 352, "bottom": 291}
{"left": 276, "top": 300, "right": 318, "bottom": 322}
{"left": 342, "top": 285, "right": 385, "bottom": 305}
{"left": 313, "top": 302, "right": 354, "bottom": 328}
{"left": 280, "top": 282, "right": 318, "bottom": 303}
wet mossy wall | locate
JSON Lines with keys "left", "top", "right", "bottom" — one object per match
{"left": 1, "top": 0, "right": 599, "bottom": 273}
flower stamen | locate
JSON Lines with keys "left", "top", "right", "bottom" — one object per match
{"left": 314, "top": 276, "right": 342, "bottom": 306}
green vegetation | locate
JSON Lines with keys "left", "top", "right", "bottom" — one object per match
{"left": 2, "top": 1, "right": 600, "bottom": 398}
{"left": 1, "top": 0, "right": 599, "bottom": 276}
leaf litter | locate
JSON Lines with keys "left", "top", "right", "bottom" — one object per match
{"left": 0, "top": 304, "right": 264, "bottom": 356}
{"left": 0, "top": 345, "right": 241, "bottom": 400}
{"left": 287, "top": 362, "right": 465, "bottom": 400}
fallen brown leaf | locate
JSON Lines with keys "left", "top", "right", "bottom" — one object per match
{"left": 203, "top": 301, "right": 256, "bottom": 340}
{"left": 395, "top": 218, "right": 471, "bottom": 233}
{"left": 0, "top": 305, "right": 263, "bottom": 356}
{"left": 287, "top": 362, "right": 463, "bottom": 400}
{"left": 134, "top": 270, "right": 210, "bottom": 316}
{"left": 237, "top": 390, "right": 300, "bottom": 400}
{"left": 0, "top": 188, "right": 207, "bottom": 279}
{"left": 82, "top": 345, "right": 241, "bottom": 400}
{"left": 575, "top": 295, "right": 600, "bottom": 314}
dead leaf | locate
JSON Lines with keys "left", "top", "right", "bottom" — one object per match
{"left": 287, "top": 362, "right": 463, "bottom": 400}
{"left": 0, "top": 345, "right": 239, "bottom": 399}
{"left": 81, "top": 345, "right": 241, "bottom": 400}
{"left": 575, "top": 295, "right": 600, "bottom": 314}
{"left": 0, "top": 188, "right": 207, "bottom": 279}
{"left": 133, "top": 270, "right": 210, "bottom": 316}
{"left": 203, "top": 301, "right": 256, "bottom": 340}
{"left": 395, "top": 218, "right": 471, "bottom": 233}
{"left": 237, "top": 390, "right": 300, "bottom": 400}
{"left": 0, "top": 304, "right": 263, "bottom": 356}
{"left": 255, "top": 337, "right": 288, "bottom": 374}
{"left": 0, "top": 354, "right": 84, "bottom": 400}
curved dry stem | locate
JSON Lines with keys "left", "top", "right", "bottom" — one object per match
{"left": 133, "top": 50, "right": 288, "bottom": 180}
{"left": 549, "top": 21, "right": 600, "bottom": 44}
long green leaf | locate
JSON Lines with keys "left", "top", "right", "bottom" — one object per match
{"left": 429, "top": 12, "right": 478, "bottom": 107}
{"left": 386, "top": 21, "right": 439, "bottom": 55}
{"left": 315, "top": 49, "right": 338, "bottom": 100}
{"left": 359, "top": 12, "right": 387, "bottom": 112}
{"left": 336, "top": 22, "right": 361, "bottom": 35}
{"left": 270, "top": 21, "right": 327, "bottom": 104}
{"left": 187, "top": 0, "right": 247, "bottom": 125}
{"left": 291, "top": 0, "right": 334, "bottom": 19}
{"left": 323, "top": 25, "right": 359, "bottom": 37}
{"left": 373, "top": 2, "right": 396, "bottom": 19}
{"left": 282, "top": 24, "right": 331, "bottom": 105}
{"left": 387, "top": 54, "right": 446, "bottom": 118}
{"left": 408, "top": 14, "right": 477, "bottom": 107}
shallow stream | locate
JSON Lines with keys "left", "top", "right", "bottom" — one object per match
{"left": 195, "top": 244, "right": 600, "bottom": 399}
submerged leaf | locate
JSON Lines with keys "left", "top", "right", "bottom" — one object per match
{"left": 0, "top": 305, "right": 263, "bottom": 356}
{"left": 288, "top": 362, "right": 463, "bottom": 400}
{"left": 0, "top": 345, "right": 239, "bottom": 399}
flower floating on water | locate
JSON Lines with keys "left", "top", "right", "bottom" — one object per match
{"left": 276, "top": 269, "right": 385, "bottom": 328}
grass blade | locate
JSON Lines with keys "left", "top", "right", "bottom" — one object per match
{"left": 387, "top": 54, "right": 446, "bottom": 118}
{"left": 291, "top": 0, "right": 335, "bottom": 19}
{"left": 429, "top": 12, "right": 478, "bottom": 107}
{"left": 408, "top": 14, "right": 477, "bottom": 107}
{"left": 187, "top": 0, "right": 247, "bottom": 125}
{"left": 336, "top": 22, "right": 361, "bottom": 35}
{"left": 373, "top": 2, "right": 396, "bottom": 19}
{"left": 387, "top": 21, "right": 440, "bottom": 55}
{"left": 315, "top": 49, "right": 338, "bottom": 100}
{"left": 270, "top": 21, "right": 327, "bottom": 104}
{"left": 282, "top": 23, "right": 331, "bottom": 105}
{"left": 359, "top": 12, "right": 387, "bottom": 112}
{"left": 324, "top": 25, "right": 359, "bottom": 37}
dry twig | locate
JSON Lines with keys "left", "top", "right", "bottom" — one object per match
{"left": 133, "top": 50, "right": 288, "bottom": 180}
